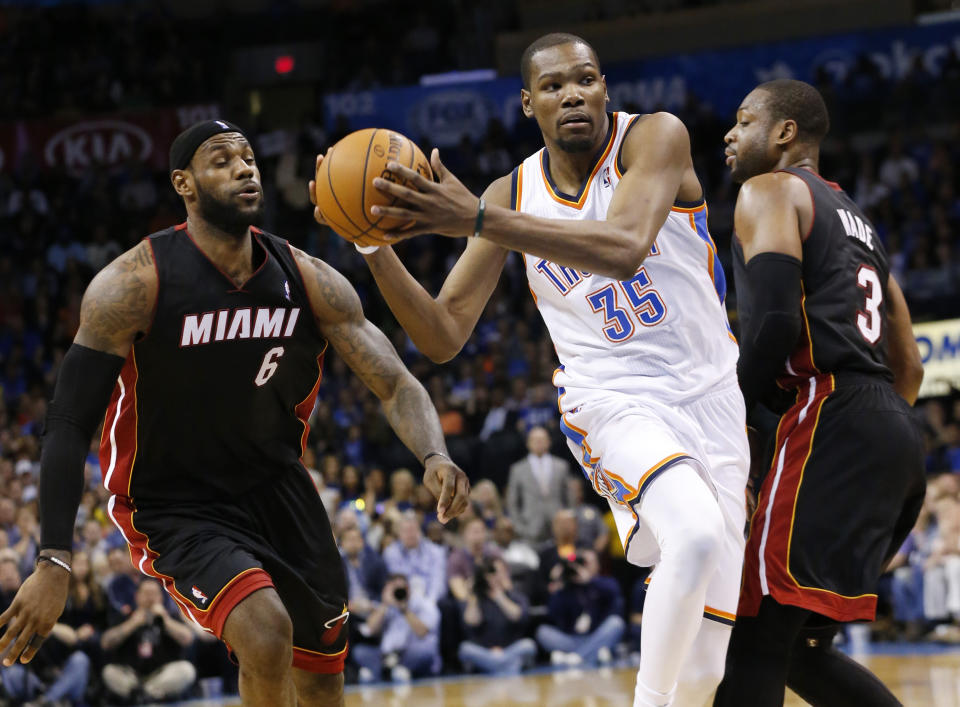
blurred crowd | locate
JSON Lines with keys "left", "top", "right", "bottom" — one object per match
{"left": 0, "top": 2, "right": 959, "bottom": 704}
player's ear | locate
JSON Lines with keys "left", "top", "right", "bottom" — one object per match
{"left": 171, "top": 169, "right": 194, "bottom": 199}
{"left": 776, "top": 119, "right": 799, "bottom": 148}
{"left": 521, "top": 89, "right": 534, "bottom": 119}
{"left": 602, "top": 75, "right": 609, "bottom": 104}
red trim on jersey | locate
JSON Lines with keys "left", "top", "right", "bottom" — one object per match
{"left": 777, "top": 285, "right": 819, "bottom": 389}
{"left": 108, "top": 496, "right": 275, "bottom": 638}
{"left": 295, "top": 352, "right": 326, "bottom": 459}
{"left": 739, "top": 375, "right": 877, "bottom": 622}
{"left": 100, "top": 352, "right": 140, "bottom": 497}
{"left": 292, "top": 644, "right": 348, "bottom": 674}
{"left": 142, "top": 238, "right": 160, "bottom": 338}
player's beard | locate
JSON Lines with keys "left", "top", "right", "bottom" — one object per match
{"left": 196, "top": 186, "right": 264, "bottom": 238}
{"left": 555, "top": 135, "right": 595, "bottom": 154}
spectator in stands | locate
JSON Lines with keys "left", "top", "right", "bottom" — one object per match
{"left": 538, "top": 510, "right": 580, "bottom": 590}
{"left": 458, "top": 556, "right": 536, "bottom": 675}
{"left": 567, "top": 477, "right": 610, "bottom": 555}
{"left": 535, "top": 549, "right": 625, "bottom": 666}
{"left": 353, "top": 574, "right": 441, "bottom": 683}
{"left": 100, "top": 578, "right": 196, "bottom": 703}
{"left": 507, "top": 426, "right": 571, "bottom": 544}
{"left": 448, "top": 518, "right": 501, "bottom": 601}
{"left": 386, "top": 468, "right": 416, "bottom": 514}
{"left": 104, "top": 545, "right": 140, "bottom": 621}
{"left": 470, "top": 479, "right": 504, "bottom": 527}
{"left": 340, "top": 525, "right": 387, "bottom": 622}
{"left": 383, "top": 512, "right": 447, "bottom": 601}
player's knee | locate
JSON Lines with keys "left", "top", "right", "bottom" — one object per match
{"left": 671, "top": 506, "right": 724, "bottom": 573}
{"left": 295, "top": 671, "right": 344, "bottom": 707}
{"left": 227, "top": 593, "right": 294, "bottom": 681}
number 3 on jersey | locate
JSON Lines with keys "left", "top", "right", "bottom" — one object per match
{"left": 586, "top": 268, "right": 667, "bottom": 342}
{"left": 255, "top": 346, "right": 285, "bottom": 386}
{"left": 856, "top": 265, "right": 882, "bottom": 344}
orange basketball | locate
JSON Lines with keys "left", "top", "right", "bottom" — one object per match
{"left": 314, "top": 128, "right": 433, "bottom": 247}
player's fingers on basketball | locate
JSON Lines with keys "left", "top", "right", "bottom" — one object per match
{"left": 371, "top": 176, "right": 421, "bottom": 203}
{"left": 371, "top": 204, "right": 417, "bottom": 221}
{"left": 386, "top": 162, "right": 432, "bottom": 191}
{"left": 313, "top": 206, "right": 328, "bottom": 226}
{"left": 307, "top": 180, "right": 317, "bottom": 206}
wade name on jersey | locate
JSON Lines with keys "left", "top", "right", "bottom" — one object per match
{"left": 180, "top": 306, "right": 301, "bottom": 347}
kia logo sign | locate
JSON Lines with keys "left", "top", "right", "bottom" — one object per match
{"left": 45, "top": 120, "right": 153, "bottom": 170}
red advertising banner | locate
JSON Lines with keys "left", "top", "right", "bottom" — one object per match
{"left": 0, "top": 104, "right": 222, "bottom": 174}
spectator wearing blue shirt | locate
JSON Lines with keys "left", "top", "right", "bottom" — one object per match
{"left": 352, "top": 574, "right": 441, "bottom": 683}
{"left": 340, "top": 526, "right": 387, "bottom": 622}
{"left": 383, "top": 513, "right": 447, "bottom": 602}
{"left": 535, "top": 549, "right": 625, "bottom": 666}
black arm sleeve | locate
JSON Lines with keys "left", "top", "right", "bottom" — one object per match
{"left": 736, "top": 252, "right": 803, "bottom": 415}
{"left": 40, "top": 344, "right": 125, "bottom": 551}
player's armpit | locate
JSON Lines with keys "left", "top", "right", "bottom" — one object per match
{"left": 74, "top": 239, "right": 157, "bottom": 357}
{"left": 734, "top": 172, "right": 807, "bottom": 263}
{"left": 885, "top": 274, "right": 923, "bottom": 405}
{"left": 605, "top": 112, "right": 694, "bottom": 267}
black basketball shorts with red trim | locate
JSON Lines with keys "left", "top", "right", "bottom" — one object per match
{"left": 739, "top": 374, "right": 925, "bottom": 623}
{"left": 109, "top": 467, "right": 349, "bottom": 674}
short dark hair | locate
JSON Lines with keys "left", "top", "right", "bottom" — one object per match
{"left": 756, "top": 79, "right": 830, "bottom": 144}
{"left": 520, "top": 32, "right": 600, "bottom": 90}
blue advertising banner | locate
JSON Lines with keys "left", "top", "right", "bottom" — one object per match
{"left": 325, "top": 19, "right": 960, "bottom": 146}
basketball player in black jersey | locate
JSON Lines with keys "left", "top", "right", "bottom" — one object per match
{"left": 0, "top": 120, "right": 470, "bottom": 707}
{"left": 713, "top": 80, "right": 925, "bottom": 706}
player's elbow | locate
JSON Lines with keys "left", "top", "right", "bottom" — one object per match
{"left": 608, "top": 238, "right": 648, "bottom": 281}
{"left": 419, "top": 334, "right": 464, "bottom": 364}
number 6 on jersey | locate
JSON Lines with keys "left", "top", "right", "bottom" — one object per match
{"left": 256, "top": 346, "right": 285, "bottom": 386}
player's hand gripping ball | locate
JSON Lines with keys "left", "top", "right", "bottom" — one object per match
{"left": 313, "top": 128, "right": 433, "bottom": 247}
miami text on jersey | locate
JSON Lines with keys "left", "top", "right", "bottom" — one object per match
{"left": 180, "top": 307, "right": 301, "bottom": 347}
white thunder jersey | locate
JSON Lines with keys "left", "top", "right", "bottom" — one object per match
{"left": 515, "top": 112, "right": 738, "bottom": 405}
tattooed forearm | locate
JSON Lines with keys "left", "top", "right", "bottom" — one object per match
{"left": 324, "top": 319, "right": 403, "bottom": 399}
{"left": 381, "top": 376, "right": 448, "bottom": 463}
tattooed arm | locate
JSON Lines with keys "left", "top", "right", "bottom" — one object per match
{"left": 0, "top": 241, "right": 157, "bottom": 668}
{"left": 293, "top": 248, "right": 470, "bottom": 523}
{"left": 74, "top": 239, "right": 157, "bottom": 355}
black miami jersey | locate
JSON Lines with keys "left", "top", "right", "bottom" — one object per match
{"left": 733, "top": 166, "right": 894, "bottom": 389}
{"left": 99, "top": 224, "right": 327, "bottom": 502}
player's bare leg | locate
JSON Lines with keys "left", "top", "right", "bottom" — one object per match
{"left": 223, "top": 589, "right": 298, "bottom": 707}
{"left": 293, "top": 668, "right": 345, "bottom": 707}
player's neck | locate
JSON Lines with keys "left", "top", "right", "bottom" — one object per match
{"left": 187, "top": 216, "right": 256, "bottom": 283}
{"left": 778, "top": 151, "right": 819, "bottom": 175}
{"left": 544, "top": 115, "right": 611, "bottom": 193}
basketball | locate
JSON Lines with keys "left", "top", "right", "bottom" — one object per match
{"left": 314, "top": 128, "right": 433, "bottom": 247}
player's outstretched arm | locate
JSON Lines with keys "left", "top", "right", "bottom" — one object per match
{"left": 0, "top": 241, "right": 156, "bottom": 666}
{"left": 294, "top": 249, "right": 470, "bottom": 522}
{"left": 885, "top": 274, "right": 923, "bottom": 405}
{"left": 370, "top": 113, "right": 693, "bottom": 281}
{"left": 309, "top": 160, "right": 512, "bottom": 363}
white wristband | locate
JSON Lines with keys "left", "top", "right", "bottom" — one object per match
{"left": 355, "top": 243, "right": 379, "bottom": 255}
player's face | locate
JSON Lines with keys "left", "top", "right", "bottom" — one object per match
{"left": 522, "top": 43, "right": 609, "bottom": 154}
{"left": 189, "top": 133, "right": 264, "bottom": 236}
{"left": 724, "top": 90, "right": 780, "bottom": 183}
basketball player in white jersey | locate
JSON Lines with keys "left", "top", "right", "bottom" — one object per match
{"left": 311, "top": 33, "right": 748, "bottom": 707}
